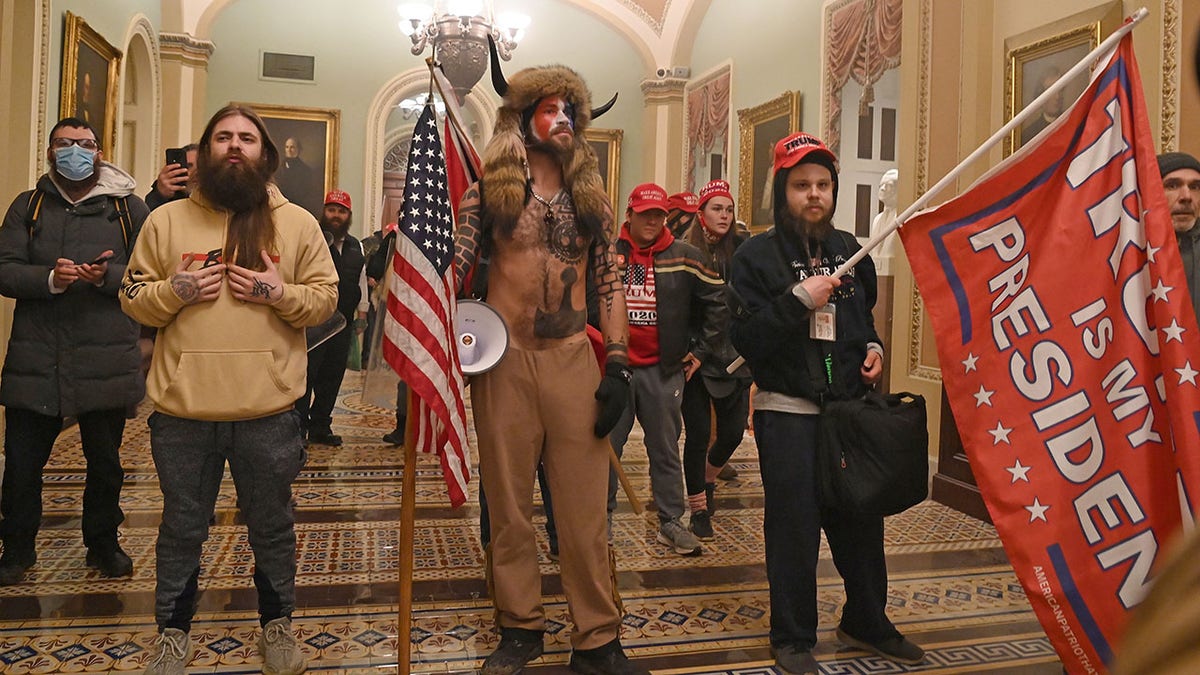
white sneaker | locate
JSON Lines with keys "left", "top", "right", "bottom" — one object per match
{"left": 260, "top": 617, "right": 308, "bottom": 675}
{"left": 657, "top": 518, "right": 703, "bottom": 556}
{"left": 142, "top": 628, "right": 190, "bottom": 675}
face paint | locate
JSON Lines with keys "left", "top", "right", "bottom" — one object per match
{"left": 527, "top": 96, "right": 574, "bottom": 143}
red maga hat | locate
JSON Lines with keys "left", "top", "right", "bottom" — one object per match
{"left": 697, "top": 179, "right": 733, "bottom": 208}
{"left": 667, "top": 192, "right": 699, "bottom": 213}
{"left": 324, "top": 190, "right": 352, "bottom": 210}
{"left": 627, "top": 183, "right": 669, "bottom": 212}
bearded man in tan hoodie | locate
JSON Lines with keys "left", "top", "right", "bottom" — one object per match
{"left": 121, "top": 105, "right": 337, "bottom": 675}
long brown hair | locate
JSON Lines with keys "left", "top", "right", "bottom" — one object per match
{"left": 197, "top": 105, "right": 281, "bottom": 270}
{"left": 683, "top": 213, "right": 737, "bottom": 279}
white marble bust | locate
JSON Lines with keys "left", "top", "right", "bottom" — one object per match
{"left": 871, "top": 169, "right": 899, "bottom": 274}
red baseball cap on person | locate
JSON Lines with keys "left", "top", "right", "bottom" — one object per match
{"left": 773, "top": 132, "right": 838, "bottom": 174}
{"left": 627, "top": 183, "right": 670, "bottom": 212}
{"left": 324, "top": 190, "right": 352, "bottom": 210}
{"left": 697, "top": 179, "right": 734, "bottom": 208}
{"left": 667, "top": 192, "right": 699, "bottom": 213}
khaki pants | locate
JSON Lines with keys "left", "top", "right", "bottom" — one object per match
{"left": 471, "top": 339, "right": 621, "bottom": 649}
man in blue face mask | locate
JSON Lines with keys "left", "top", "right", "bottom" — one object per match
{"left": 0, "top": 117, "right": 149, "bottom": 586}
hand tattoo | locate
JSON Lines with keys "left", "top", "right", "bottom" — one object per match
{"left": 251, "top": 278, "right": 276, "bottom": 301}
{"left": 171, "top": 274, "right": 200, "bottom": 303}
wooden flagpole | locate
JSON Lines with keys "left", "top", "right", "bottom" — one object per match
{"left": 397, "top": 394, "right": 418, "bottom": 674}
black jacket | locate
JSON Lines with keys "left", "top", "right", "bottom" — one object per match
{"left": 614, "top": 235, "right": 726, "bottom": 373}
{"left": 727, "top": 226, "right": 880, "bottom": 402}
{"left": 329, "top": 233, "right": 365, "bottom": 321}
{"left": 0, "top": 174, "right": 148, "bottom": 416}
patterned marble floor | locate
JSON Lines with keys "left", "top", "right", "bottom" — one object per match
{"left": 0, "top": 372, "right": 1063, "bottom": 674}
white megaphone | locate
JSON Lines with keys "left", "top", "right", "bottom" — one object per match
{"left": 455, "top": 299, "right": 509, "bottom": 375}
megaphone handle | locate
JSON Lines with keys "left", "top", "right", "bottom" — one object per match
{"left": 608, "top": 448, "right": 643, "bottom": 514}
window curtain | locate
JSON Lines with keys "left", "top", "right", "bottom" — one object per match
{"left": 823, "top": 0, "right": 902, "bottom": 154}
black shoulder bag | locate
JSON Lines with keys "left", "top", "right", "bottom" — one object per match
{"left": 787, "top": 233, "right": 929, "bottom": 516}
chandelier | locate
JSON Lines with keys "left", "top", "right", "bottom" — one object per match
{"left": 398, "top": 0, "right": 530, "bottom": 102}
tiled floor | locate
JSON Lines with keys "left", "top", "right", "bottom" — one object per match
{"left": 0, "top": 372, "right": 1063, "bottom": 673}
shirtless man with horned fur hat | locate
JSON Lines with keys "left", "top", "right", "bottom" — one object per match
{"left": 453, "top": 47, "right": 646, "bottom": 675}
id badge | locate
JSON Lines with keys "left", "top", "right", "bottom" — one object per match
{"left": 810, "top": 304, "right": 837, "bottom": 341}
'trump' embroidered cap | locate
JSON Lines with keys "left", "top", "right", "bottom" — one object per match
{"left": 772, "top": 132, "right": 838, "bottom": 175}
{"left": 628, "top": 183, "right": 670, "bottom": 212}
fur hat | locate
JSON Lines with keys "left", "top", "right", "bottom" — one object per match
{"left": 481, "top": 65, "right": 610, "bottom": 238}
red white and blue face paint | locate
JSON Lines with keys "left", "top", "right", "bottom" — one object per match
{"left": 526, "top": 96, "right": 575, "bottom": 144}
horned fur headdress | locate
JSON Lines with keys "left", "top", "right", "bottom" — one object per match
{"left": 482, "top": 39, "right": 617, "bottom": 240}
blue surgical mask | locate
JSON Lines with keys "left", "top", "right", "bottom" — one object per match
{"left": 54, "top": 145, "right": 97, "bottom": 181}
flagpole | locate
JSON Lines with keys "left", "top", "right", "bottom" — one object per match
{"left": 397, "top": 393, "right": 417, "bottom": 674}
{"left": 831, "top": 6, "right": 1148, "bottom": 279}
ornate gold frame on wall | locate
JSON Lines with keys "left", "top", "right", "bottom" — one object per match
{"left": 235, "top": 102, "right": 342, "bottom": 197}
{"left": 59, "top": 12, "right": 122, "bottom": 154}
{"left": 1002, "top": 2, "right": 1122, "bottom": 156}
{"left": 737, "top": 91, "right": 802, "bottom": 232}
{"left": 584, "top": 127, "right": 623, "bottom": 219}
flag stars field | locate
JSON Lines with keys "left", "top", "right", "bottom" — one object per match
{"left": 962, "top": 353, "right": 979, "bottom": 372}
{"left": 989, "top": 422, "right": 1013, "bottom": 445}
{"left": 1150, "top": 279, "right": 1173, "bottom": 302}
{"left": 1174, "top": 361, "right": 1198, "bottom": 386}
{"left": 1025, "top": 498, "right": 1050, "bottom": 523}
{"left": 974, "top": 385, "right": 995, "bottom": 407}
{"left": 1007, "top": 459, "right": 1032, "bottom": 483}
{"left": 1161, "top": 318, "right": 1185, "bottom": 342}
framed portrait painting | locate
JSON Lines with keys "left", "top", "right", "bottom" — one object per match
{"left": 1003, "top": 2, "right": 1121, "bottom": 155}
{"left": 737, "top": 91, "right": 802, "bottom": 232}
{"left": 235, "top": 103, "right": 341, "bottom": 219}
{"left": 584, "top": 127, "right": 623, "bottom": 221}
{"left": 59, "top": 12, "right": 122, "bottom": 154}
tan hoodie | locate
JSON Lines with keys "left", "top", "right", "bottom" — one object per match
{"left": 120, "top": 187, "right": 337, "bottom": 421}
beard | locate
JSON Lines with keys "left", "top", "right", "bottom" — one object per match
{"left": 196, "top": 151, "right": 270, "bottom": 214}
{"left": 780, "top": 208, "right": 835, "bottom": 243}
{"left": 525, "top": 128, "right": 574, "bottom": 164}
{"left": 50, "top": 156, "right": 102, "bottom": 193}
{"left": 320, "top": 213, "right": 352, "bottom": 240}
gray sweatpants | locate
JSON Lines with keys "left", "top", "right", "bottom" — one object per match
{"left": 148, "top": 410, "right": 306, "bottom": 631}
{"left": 608, "top": 366, "right": 686, "bottom": 523}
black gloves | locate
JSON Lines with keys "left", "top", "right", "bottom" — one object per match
{"left": 593, "top": 361, "right": 632, "bottom": 437}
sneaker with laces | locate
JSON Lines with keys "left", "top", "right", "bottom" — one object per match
{"left": 771, "top": 644, "right": 818, "bottom": 674}
{"left": 689, "top": 510, "right": 714, "bottom": 540}
{"left": 482, "top": 628, "right": 544, "bottom": 675}
{"left": 142, "top": 628, "right": 191, "bottom": 675}
{"left": 836, "top": 626, "right": 925, "bottom": 665}
{"left": 87, "top": 545, "right": 133, "bottom": 578}
{"left": 656, "top": 519, "right": 702, "bottom": 556}
{"left": 569, "top": 638, "right": 649, "bottom": 675}
{"left": 260, "top": 617, "right": 307, "bottom": 675}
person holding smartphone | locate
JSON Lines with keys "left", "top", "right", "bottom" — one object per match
{"left": 145, "top": 143, "right": 197, "bottom": 210}
{"left": 0, "top": 117, "right": 149, "bottom": 586}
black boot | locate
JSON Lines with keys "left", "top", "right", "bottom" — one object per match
{"left": 0, "top": 543, "right": 36, "bottom": 586}
{"left": 86, "top": 543, "right": 133, "bottom": 578}
{"left": 481, "top": 627, "right": 544, "bottom": 675}
{"left": 569, "top": 638, "right": 649, "bottom": 675}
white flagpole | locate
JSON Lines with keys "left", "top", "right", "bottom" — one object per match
{"left": 831, "top": 6, "right": 1148, "bottom": 279}
{"left": 726, "top": 7, "right": 1149, "bottom": 375}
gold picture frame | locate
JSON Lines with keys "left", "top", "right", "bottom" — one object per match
{"left": 235, "top": 103, "right": 341, "bottom": 219}
{"left": 59, "top": 12, "right": 122, "bottom": 154}
{"left": 737, "top": 91, "right": 802, "bottom": 232}
{"left": 585, "top": 127, "right": 623, "bottom": 220}
{"left": 1003, "top": 2, "right": 1122, "bottom": 155}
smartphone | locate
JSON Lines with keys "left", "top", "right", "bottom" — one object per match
{"left": 87, "top": 252, "right": 114, "bottom": 266}
{"left": 165, "top": 147, "right": 189, "bottom": 168}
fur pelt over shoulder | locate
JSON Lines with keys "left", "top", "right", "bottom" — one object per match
{"left": 481, "top": 64, "right": 610, "bottom": 240}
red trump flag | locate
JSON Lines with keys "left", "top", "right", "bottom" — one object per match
{"left": 900, "top": 36, "right": 1200, "bottom": 673}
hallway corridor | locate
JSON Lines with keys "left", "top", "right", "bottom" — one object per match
{"left": 0, "top": 373, "right": 1062, "bottom": 673}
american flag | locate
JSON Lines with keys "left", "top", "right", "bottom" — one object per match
{"left": 623, "top": 262, "right": 657, "bottom": 325}
{"left": 381, "top": 102, "right": 470, "bottom": 507}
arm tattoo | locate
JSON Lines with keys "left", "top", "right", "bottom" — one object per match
{"left": 251, "top": 278, "right": 276, "bottom": 300}
{"left": 590, "top": 242, "right": 622, "bottom": 299}
{"left": 171, "top": 274, "right": 200, "bottom": 303}
{"left": 453, "top": 185, "right": 483, "bottom": 293}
